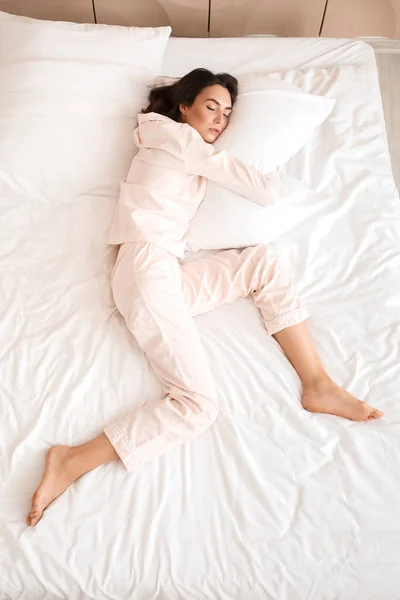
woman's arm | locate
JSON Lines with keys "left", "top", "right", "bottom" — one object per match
{"left": 135, "top": 116, "right": 281, "bottom": 206}
{"left": 185, "top": 142, "right": 282, "bottom": 206}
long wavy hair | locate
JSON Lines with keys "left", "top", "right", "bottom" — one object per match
{"left": 142, "top": 68, "right": 238, "bottom": 122}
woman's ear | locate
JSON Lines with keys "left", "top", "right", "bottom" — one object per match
{"left": 179, "top": 103, "right": 188, "bottom": 121}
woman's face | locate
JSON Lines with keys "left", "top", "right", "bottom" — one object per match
{"left": 179, "top": 84, "right": 233, "bottom": 143}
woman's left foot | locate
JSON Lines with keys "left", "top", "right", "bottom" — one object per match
{"left": 26, "top": 445, "right": 79, "bottom": 526}
{"left": 302, "top": 376, "right": 384, "bottom": 421}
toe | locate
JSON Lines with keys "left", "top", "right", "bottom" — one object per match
{"left": 26, "top": 505, "right": 36, "bottom": 526}
{"left": 366, "top": 408, "right": 384, "bottom": 420}
{"left": 30, "top": 513, "right": 42, "bottom": 526}
{"left": 27, "top": 512, "right": 37, "bottom": 526}
{"left": 371, "top": 409, "right": 384, "bottom": 419}
{"left": 26, "top": 501, "right": 42, "bottom": 526}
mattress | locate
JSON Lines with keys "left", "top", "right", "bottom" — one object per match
{"left": 1, "top": 35, "right": 400, "bottom": 600}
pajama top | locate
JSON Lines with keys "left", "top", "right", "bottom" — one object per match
{"left": 109, "top": 111, "right": 282, "bottom": 258}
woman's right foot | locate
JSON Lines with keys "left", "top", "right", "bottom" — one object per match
{"left": 26, "top": 445, "right": 80, "bottom": 526}
{"left": 302, "top": 375, "right": 384, "bottom": 422}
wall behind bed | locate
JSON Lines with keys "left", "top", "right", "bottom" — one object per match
{"left": 0, "top": 0, "right": 95, "bottom": 23}
{"left": 1, "top": 0, "right": 400, "bottom": 37}
{"left": 0, "top": 0, "right": 209, "bottom": 35}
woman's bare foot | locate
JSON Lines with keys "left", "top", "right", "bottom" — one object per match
{"left": 26, "top": 434, "right": 119, "bottom": 526}
{"left": 302, "top": 375, "right": 384, "bottom": 421}
{"left": 26, "top": 445, "right": 80, "bottom": 527}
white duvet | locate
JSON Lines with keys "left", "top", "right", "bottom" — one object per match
{"left": 1, "top": 33, "right": 400, "bottom": 600}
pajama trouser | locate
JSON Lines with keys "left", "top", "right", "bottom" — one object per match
{"left": 104, "top": 242, "right": 309, "bottom": 472}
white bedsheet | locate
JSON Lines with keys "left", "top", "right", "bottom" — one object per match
{"left": 1, "top": 37, "right": 400, "bottom": 600}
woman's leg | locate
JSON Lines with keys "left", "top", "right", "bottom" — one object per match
{"left": 273, "top": 323, "right": 383, "bottom": 420}
{"left": 28, "top": 242, "right": 219, "bottom": 525}
{"left": 181, "top": 244, "right": 383, "bottom": 421}
{"left": 102, "top": 243, "right": 220, "bottom": 472}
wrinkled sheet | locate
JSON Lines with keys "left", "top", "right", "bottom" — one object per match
{"left": 1, "top": 37, "right": 400, "bottom": 600}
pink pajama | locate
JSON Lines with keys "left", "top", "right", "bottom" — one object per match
{"left": 104, "top": 241, "right": 308, "bottom": 472}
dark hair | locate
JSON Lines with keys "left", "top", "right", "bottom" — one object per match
{"left": 142, "top": 68, "right": 238, "bottom": 122}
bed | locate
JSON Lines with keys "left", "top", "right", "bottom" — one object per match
{"left": 1, "top": 14, "right": 400, "bottom": 600}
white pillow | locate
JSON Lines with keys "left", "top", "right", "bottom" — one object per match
{"left": 191, "top": 73, "right": 335, "bottom": 250}
{"left": 211, "top": 77, "right": 335, "bottom": 173}
{"left": 0, "top": 11, "right": 171, "bottom": 201}
{"left": 187, "top": 175, "right": 323, "bottom": 252}
{"left": 0, "top": 11, "right": 171, "bottom": 273}
{"left": 0, "top": 10, "right": 171, "bottom": 66}
{"left": 155, "top": 71, "right": 335, "bottom": 250}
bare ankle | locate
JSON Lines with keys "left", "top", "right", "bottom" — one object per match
{"left": 301, "top": 371, "right": 331, "bottom": 390}
{"left": 65, "top": 448, "right": 88, "bottom": 480}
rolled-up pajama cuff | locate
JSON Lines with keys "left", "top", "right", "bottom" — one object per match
{"left": 103, "top": 423, "right": 142, "bottom": 472}
{"left": 264, "top": 306, "right": 310, "bottom": 336}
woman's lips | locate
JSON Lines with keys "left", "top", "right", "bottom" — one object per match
{"left": 209, "top": 128, "right": 220, "bottom": 134}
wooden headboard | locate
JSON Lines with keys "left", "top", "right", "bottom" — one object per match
{"left": 1, "top": 0, "right": 400, "bottom": 38}
{"left": 0, "top": 0, "right": 209, "bottom": 36}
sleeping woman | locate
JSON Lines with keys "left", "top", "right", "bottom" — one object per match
{"left": 27, "top": 68, "right": 383, "bottom": 526}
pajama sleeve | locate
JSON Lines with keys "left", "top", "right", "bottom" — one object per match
{"left": 184, "top": 134, "right": 282, "bottom": 207}
{"left": 134, "top": 114, "right": 281, "bottom": 207}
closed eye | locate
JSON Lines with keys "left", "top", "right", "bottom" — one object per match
{"left": 207, "top": 106, "right": 231, "bottom": 119}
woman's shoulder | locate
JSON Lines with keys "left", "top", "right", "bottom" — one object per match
{"left": 137, "top": 112, "right": 175, "bottom": 125}
{"left": 137, "top": 112, "right": 203, "bottom": 140}
{"left": 136, "top": 112, "right": 210, "bottom": 151}
{"left": 136, "top": 112, "right": 188, "bottom": 140}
